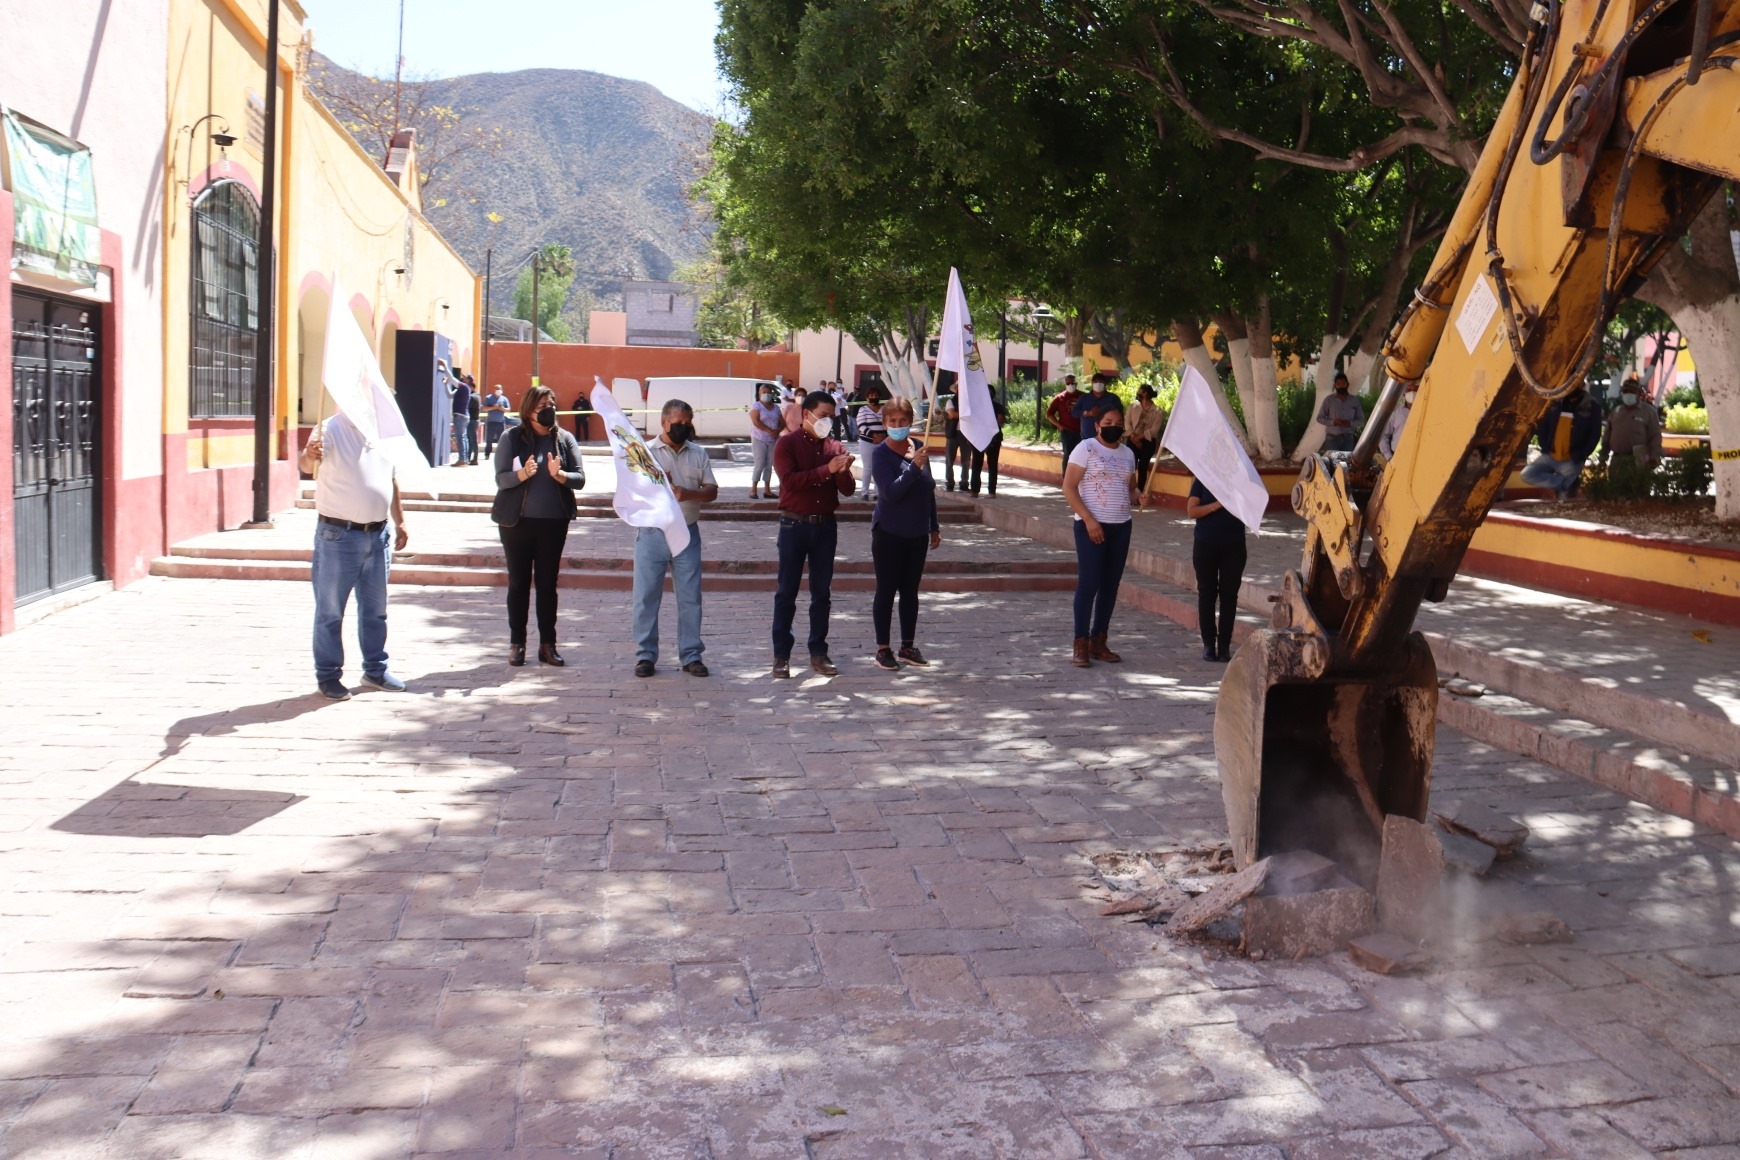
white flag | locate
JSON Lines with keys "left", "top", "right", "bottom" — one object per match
{"left": 589, "top": 378, "right": 691, "bottom": 556}
{"left": 935, "top": 268, "right": 1000, "bottom": 452}
{"left": 1160, "top": 365, "right": 1266, "bottom": 532}
{"left": 320, "top": 275, "right": 435, "bottom": 491}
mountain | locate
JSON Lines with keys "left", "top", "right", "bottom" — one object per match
{"left": 309, "top": 55, "right": 717, "bottom": 321}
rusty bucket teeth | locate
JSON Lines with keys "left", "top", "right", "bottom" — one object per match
{"left": 1214, "top": 630, "right": 1439, "bottom": 887}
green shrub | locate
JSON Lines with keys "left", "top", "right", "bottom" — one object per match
{"left": 1662, "top": 381, "right": 1704, "bottom": 408}
{"left": 1581, "top": 446, "right": 1713, "bottom": 501}
{"left": 1663, "top": 446, "right": 1713, "bottom": 498}
{"left": 1664, "top": 403, "right": 1709, "bottom": 434}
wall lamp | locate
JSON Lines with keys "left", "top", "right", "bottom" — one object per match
{"left": 179, "top": 114, "right": 235, "bottom": 200}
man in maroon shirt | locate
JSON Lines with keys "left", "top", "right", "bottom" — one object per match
{"left": 770, "top": 391, "right": 856, "bottom": 677}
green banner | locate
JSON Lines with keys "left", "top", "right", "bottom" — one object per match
{"left": 3, "top": 109, "right": 100, "bottom": 287}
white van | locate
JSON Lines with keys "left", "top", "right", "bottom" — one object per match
{"left": 642, "top": 377, "right": 777, "bottom": 439}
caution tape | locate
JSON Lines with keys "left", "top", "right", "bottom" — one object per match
{"left": 1714, "top": 447, "right": 1740, "bottom": 461}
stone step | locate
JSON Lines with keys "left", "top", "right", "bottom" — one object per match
{"left": 148, "top": 556, "right": 1077, "bottom": 593}
{"left": 292, "top": 497, "right": 984, "bottom": 523}
{"left": 980, "top": 501, "right": 1740, "bottom": 770}
{"left": 165, "top": 544, "right": 1075, "bottom": 576}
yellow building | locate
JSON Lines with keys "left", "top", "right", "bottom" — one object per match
{"left": 163, "top": 0, "right": 478, "bottom": 544}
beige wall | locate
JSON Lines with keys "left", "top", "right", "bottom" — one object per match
{"left": 0, "top": 0, "right": 169, "bottom": 479}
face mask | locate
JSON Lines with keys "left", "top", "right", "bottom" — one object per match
{"left": 886, "top": 425, "right": 911, "bottom": 442}
{"left": 668, "top": 422, "right": 694, "bottom": 445}
{"left": 1621, "top": 392, "right": 1638, "bottom": 405}
{"left": 1093, "top": 383, "right": 1106, "bottom": 394}
{"left": 1100, "top": 425, "right": 1124, "bottom": 443}
{"left": 761, "top": 394, "right": 774, "bottom": 404}
{"left": 1335, "top": 386, "right": 1348, "bottom": 395}
{"left": 1404, "top": 392, "right": 1418, "bottom": 407}
{"left": 536, "top": 406, "right": 556, "bottom": 428}
{"left": 807, "top": 413, "right": 831, "bottom": 437}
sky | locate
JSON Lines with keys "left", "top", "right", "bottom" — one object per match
{"left": 297, "top": 0, "right": 727, "bottom": 114}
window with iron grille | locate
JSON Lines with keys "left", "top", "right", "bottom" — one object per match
{"left": 188, "top": 181, "right": 260, "bottom": 418}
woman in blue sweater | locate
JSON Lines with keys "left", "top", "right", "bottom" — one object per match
{"left": 869, "top": 397, "right": 942, "bottom": 670}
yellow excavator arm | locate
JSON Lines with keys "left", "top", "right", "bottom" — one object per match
{"left": 1216, "top": 0, "right": 1740, "bottom": 879}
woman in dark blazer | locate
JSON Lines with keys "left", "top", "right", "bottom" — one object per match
{"left": 493, "top": 386, "right": 585, "bottom": 666}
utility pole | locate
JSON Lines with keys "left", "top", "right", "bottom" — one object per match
{"left": 246, "top": 0, "right": 281, "bottom": 528}
{"left": 481, "top": 247, "right": 492, "bottom": 396}
{"left": 392, "top": 0, "right": 406, "bottom": 136}
{"left": 834, "top": 327, "right": 843, "bottom": 383}
{"left": 530, "top": 249, "right": 541, "bottom": 385}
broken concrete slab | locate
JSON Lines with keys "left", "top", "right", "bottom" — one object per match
{"left": 1438, "top": 829, "right": 1497, "bottom": 876}
{"left": 1349, "top": 932, "right": 1433, "bottom": 975}
{"left": 1265, "top": 850, "right": 1339, "bottom": 896}
{"left": 1167, "top": 857, "right": 1270, "bottom": 935}
{"left": 1432, "top": 799, "right": 1530, "bottom": 859}
{"left": 1244, "top": 878, "right": 1374, "bottom": 960}
{"left": 1376, "top": 815, "right": 1445, "bottom": 942}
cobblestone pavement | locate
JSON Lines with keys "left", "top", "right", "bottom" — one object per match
{"left": 2, "top": 573, "right": 1739, "bottom": 1157}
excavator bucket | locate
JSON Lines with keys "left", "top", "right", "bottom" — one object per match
{"left": 1214, "top": 628, "right": 1439, "bottom": 886}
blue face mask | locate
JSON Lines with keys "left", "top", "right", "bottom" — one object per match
{"left": 886, "top": 426, "right": 911, "bottom": 442}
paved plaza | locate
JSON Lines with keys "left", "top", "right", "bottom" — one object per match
{"left": 3, "top": 545, "right": 1740, "bottom": 1156}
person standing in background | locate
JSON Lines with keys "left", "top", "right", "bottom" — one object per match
{"left": 830, "top": 381, "right": 852, "bottom": 442}
{"left": 1522, "top": 384, "right": 1603, "bottom": 499}
{"left": 465, "top": 375, "right": 482, "bottom": 465}
{"left": 1378, "top": 380, "right": 1419, "bottom": 461}
{"left": 1603, "top": 376, "right": 1664, "bottom": 470}
{"left": 1062, "top": 404, "right": 1139, "bottom": 667}
{"left": 966, "top": 397, "right": 1006, "bottom": 498}
{"left": 483, "top": 384, "right": 510, "bottom": 457}
{"left": 634, "top": 400, "right": 718, "bottom": 678}
{"left": 749, "top": 383, "right": 783, "bottom": 499}
{"left": 1072, "top": 372, "right": 1122, "bottom": 436}
{"left": 1316, "top": 372, "right": 1365, "bottom": 452}
{"left": 1127, "top": 383, "right": 1165, "bottom": 489}
{"left": 868, "top": 397, "right": 942, "bottom": 670}
{"left": 1047, "top": 374, "right": 1083, "bottom": 460}
{"left": 492, "top": 386, "right": 586, "bottom": 667}
{"left": 855, "top": 388, "right": 887, "bottom": 504}
{"left": 1187, "top": 476, "right": 1248, "bottom": 662}
{"left": 942, "top": 396, "right": 967, "bottom": 492}
{"left": 572, "top": 386, "right": 594, "bottom": 442}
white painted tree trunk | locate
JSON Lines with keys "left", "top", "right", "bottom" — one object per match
{"left": 1225, "top": 337, "right": 1256, "bottom": 429}
{"left": 1173, "top": 325, "right": 1255, "bottom": 452}
{"left": 1291, "top": 331, "right": 1352, "bottom": 461}
{"left": 1246, "top": 303, "right": 1284, "bottom": 462}
{"left": 1344, "top": 348, "right": 1378, "bottom": 395}
{"left": 1672, "top": 292, "right": 1740, "bottom": 519}
{"left": 874, "top": 357, "right": 929, "bottom": 402}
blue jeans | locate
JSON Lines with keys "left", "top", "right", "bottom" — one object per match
{"left": 634, "top": 523, "right": 704, "bottom": 665}
{"left": 772, "top": 517, "right": 837, "bottom": 659}
{"left": 1323, "top": 432, "right": 1357, "bottom": 452}
{"left": 453, "top": 414, "right": 473, "bottom": 463}
{"left": 1073, "top": 518, "right": 1132, "bottom": 639}
{"left": 311, "top": 520, "right": 391, "bottom": 683}
{"left": 1522, "top": 454, "right": 1585, "bottom": 496}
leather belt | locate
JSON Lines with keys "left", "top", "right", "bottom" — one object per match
{"left": 319, "top": 515, "right": 388, "bottom": 533}
{"left": 779, "top": 513, "right": 836, "bottom": 525}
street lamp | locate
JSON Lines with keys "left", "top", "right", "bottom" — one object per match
{"left": 1030, "top": 305, "right": 1053, "bottom": 441}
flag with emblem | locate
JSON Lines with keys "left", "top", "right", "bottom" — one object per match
{"left": 935, "top": 268, "right": 1000, "bottom": 451}
{"left": 590, "top": 378, "right": 691, "bottom": 555}
{"left": 1160, "top": 366, "right": 1266, "bottom": 532}
{"left": 320, "top": 275, "right": 433, "bottom": 485}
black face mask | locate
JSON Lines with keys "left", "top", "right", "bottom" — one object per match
{"left": 1100, "top": 425, "right": 1124, "bottom": 443}
{"left": 535, "top": 406, "right": 556, "bottom": 428}
{"left": 668, "top": 422, "right": 695, "bottom": 445}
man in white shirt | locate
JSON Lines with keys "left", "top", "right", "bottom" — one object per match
{"left": 634, "top": 400, "right": 718, "bottom": 678}
{"left": 298, "top": 413, "right": 409, "bottom": 699}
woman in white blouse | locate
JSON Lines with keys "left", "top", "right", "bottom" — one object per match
{"left": 1061, "top": 403, "right": 1141, "bottom": 667}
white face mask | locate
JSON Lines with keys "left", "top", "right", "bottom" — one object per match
{"left": 807, "top": 413, "right": 832, "bottom": 437}
{"left": 1621, "top": 392, "right": 1638, "bottom": 405}
{"left": 1404, "top": 392, "right": 1418, "bottom": 406}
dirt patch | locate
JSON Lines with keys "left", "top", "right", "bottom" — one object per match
{"left": 1496, "top": 497, "right": 1740, "bottom": 548}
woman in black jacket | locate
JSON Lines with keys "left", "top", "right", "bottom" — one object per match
{"left": 493, "top": 386, "right": 585, "bottom": 666}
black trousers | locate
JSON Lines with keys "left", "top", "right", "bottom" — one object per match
{"left": 968, "top": 432, "right": 1002, "bottom": 495}
{"left": 871, "top": 528, "right": 929, "bottom": 646}
{"left": 1193, "top": 540, "right": 1247, "bottom": 653}
{"left": 500, "top": 517, "right": 569, "bottom": 645}
{"left": 1133, "top": 440, "right": 1157, "bottom": 489}
{"left": 943, "top": 430, "right": 968, "bottom": 489}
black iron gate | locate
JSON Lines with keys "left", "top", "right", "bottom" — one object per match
{"left": 11, "top": 291, "right": 101, "bottom": 605}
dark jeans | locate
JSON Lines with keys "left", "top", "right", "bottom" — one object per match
{"left": 1073, "top": 518, "right": 1132, "bottom": 639}
{"left": 943, "top": 430, "right": 968, "bottom": 489}
{"left": 968, "top": 433, "right": 1002, "bottom": 496}
{"left": 772, "top": 517, "right": 837, "bottom": 659}
{"left": 484, "top": 420, "right": 506, "bottom": 456}
{"left": 1132, "top": 440, "right": 1157, "bottom": 489}
{"left": 1193, "top": 539, "right": 1247, "bottom": 654}
{"left": 1060, "top": 430, "right": 1081, "bottom": 463}
{"left": 871, "top": 528, "right": 929, "bottom": 647}
{"left": 500, "top": 517, "right": 569, "bottom": 645}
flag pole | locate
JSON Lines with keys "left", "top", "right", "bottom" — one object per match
{"left": 919, "top": 357, "right": 945, "bottom": 443}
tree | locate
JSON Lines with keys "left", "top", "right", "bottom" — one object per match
{"left": 513, "top": 245, "right": 576, "bottom": 343}
{"left": 306, "top": 55, "right": 506, "bottom": 209}
{"left": 673, "top": 256, "right": 788, "bottom": 351}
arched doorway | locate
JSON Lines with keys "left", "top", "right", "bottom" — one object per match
{"left": 296, "top": 283, "right": 331, "bottom": 426}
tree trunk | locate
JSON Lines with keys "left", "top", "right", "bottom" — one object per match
{"left": 1344, "top": 348, "right": 1379, "bottom": 394}
{"left": 1172, "top": 318, "right": 1254, "bottom": 451}
{"left": 1246, "top": 298, "right": 1284, "bottom": 461}
{"left": 1064, "top": 310, "right": 1092, "bottom": 358}
{"left": 1636, "top": 198, "right": 1740, "bottom": 518}
{"left": 1214, "top": 312, "right": 1256, "bottom": 425}
{"left": 1292, "top": 331, "right": 1353, "bottom": 460}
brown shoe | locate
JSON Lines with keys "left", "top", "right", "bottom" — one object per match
{"left": 810, "top": 655, "right": 838, "bottom": 677}
{"left": 1090, "top": 634, "right": 1122, "bottom": 663}
{"left": 1072, "top": 637, "right": 1092, "bottom": 667}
